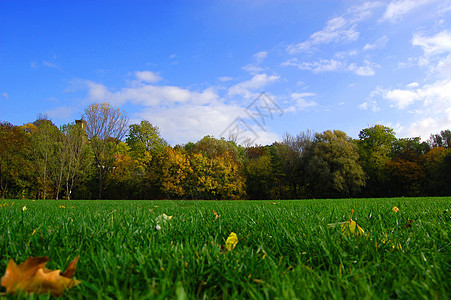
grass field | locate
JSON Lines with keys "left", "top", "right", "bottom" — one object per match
{"left": 0, "top": 197, "right": 450, "bottom": 299}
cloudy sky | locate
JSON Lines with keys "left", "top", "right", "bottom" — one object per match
{"left": 1, "top": 0, "right": 450, "bottom": 145}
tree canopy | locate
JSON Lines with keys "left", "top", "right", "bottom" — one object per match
{"left": 1, "top": 104, "right": 450, "bottom": 200}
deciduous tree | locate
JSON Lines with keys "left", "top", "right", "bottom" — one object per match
{"left": 83, "top": 103, "right": 129, "bottom": 199}
{"left": 305, "top": 130, "right": 365, "bottom": 198}
{"left": 0, "top": 122, "right": 30, "bottom": 198}
{"left": 357, "top": 125, "right": 397, "bottom": 196}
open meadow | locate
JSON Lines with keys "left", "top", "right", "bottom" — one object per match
{"left": 1, "top": 197, "right": 450, "bottom": 299}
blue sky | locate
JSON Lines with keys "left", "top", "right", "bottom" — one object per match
{"left": 1, "top": 0, "right": 450, "bottom": 145}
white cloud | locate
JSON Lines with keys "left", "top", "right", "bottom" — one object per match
{"left": 381, "top": 0, "right": 440, "bottom": 22}
{"left": 134, "top": 71, "right": 162, "bottom": 83}
{"left": 377, "top": 80, "right": 451, "bottom": 138}
{"left": 411, "top": 30, "right": 451, "bottom": 79}
{"left": 363, "top": 35, "right": 389, "bottom": 51}
{"left": 139, "top": 105, "right": 278, "bottom": 144}
{"left": 288, "top": 17, "right": 359, "bottom": 53}
{"left": 283, "top": 58, "right": 378, "bottom": 76}
{"left": 76, "top": 75, "right": 282, "bottom": 145}
{"left": 83, "top": 80, "right": 111, "bottom": 102}
{"left": 384, "top": 88, "right": 421, "bottom": 109}
{"left": 46, "top": 106, "right": 76, "bottom": 120}
{"left": 349, "top": 60, "right": 379, "bottom": 76}
{"left": 412, "top": 30, "right": 451, "bottom": 57}
{"left": 219, "top": 76, "right": 234, "bottom": 82}
{"left": 80, "top": 78, "right": 217, "bottom": 108}
{"left": 347, "top": 2, "right": 384, "bottom": 22}
{"left": 359, "top": 101, "right": 369, "bottom": 110}
{"left": 335, "top": 50, "right": 359, "bottom": 59}
{"left": 359, "top": 99, "right": 380, "bottom": 112}
{"left": 228, "top": 73, "right": 280, "bottom": 98}
{"left": 370, "top": 28, "right": 451, "bottom": 140}
{"left": 135, "top": 94, "right": 280, "bottom": 146}
{"left": 242, "top": 64, "right": 265, "bottom": 73}
{"left": 42, "top": 61, "right": 61, "bottom": 70}
{"left": 407, "top": 82, "right": 419, "bottom": 88}
{"left": 136, "top": 100, "right": 242, "bottom": 144}
{"left": 435, "top": 55, "right": 451, "bottom": 78}
{"left": 243, "top": 51, "right": 268, "bottom": 73}
{"left": 287, "top": 2, "right": 381, "bottom": 54}
{"left": 283, "top": 58, "right": 345, "bottom": 72}
{"left": 253, "top": 51, "right": 268, "bottom": 62}
{"left": 286, "top": 93, "right": 317, "bottom": 113}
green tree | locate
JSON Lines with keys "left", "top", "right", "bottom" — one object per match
{"left": 25, "top": 117, "right": 62, "bottom": 199}
{"left": 423, "top": 147, "right": 451, "bottom": 195}
{"left": 83, "top": 103, "right": 129, "bottom": 199}
{"left": 384, "top": 137, "right": 429, "bottom": 196}
{"left": 428, "top": 129, "right": 451, "bottom": 148}
{"left": 104, "top": 142, "right": 141, "bottom": 199}
{"left": 357, "top": 125, "right": 397, "bottom": 196}
{"left": 126, "top": 120, "right": 167, "bottom": 157}
{"left": 147, "top": 146, "right": 192, "bottom": 199}
{"left": 244, "top": 146, "right": 273, "bottom": 199}
{"left": 60, "top": 122, "right": 93, "bottom": 200}
{"left": 305, "top": 130, "right": 365, "bottom": 198}
{"left": 276, "top": 131, "right": 314, "bottom": 198}
{"left": 187, "top": 136, "right": 246, "bottom": 200}
{"left": 0, "top": 122, "right": 31, "bottom": 199}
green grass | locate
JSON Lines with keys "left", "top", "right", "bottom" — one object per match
{"left": 0, "top": 197, "right": 450, "bottom": 299}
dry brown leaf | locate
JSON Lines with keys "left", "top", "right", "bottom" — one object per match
{"left": 401, "top": 219, "right": 413, "bottom": 230}
{"left": 212, "top": 209, "right": 219, "bottom": 220}
{"left": 1, "top": 256, "right": 80, "bottom": 296}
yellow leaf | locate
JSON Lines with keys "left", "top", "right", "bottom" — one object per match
{"left": 225, "top": 232, "right": 238, "bottom": 251}
{"left": 155, "top": 213, "right": 173, "bottom": 225}
{"left": 340, "top": 209, "right": 365, "bottom": 237}
{"left": 341, "top": 219, "right": 365, "bottom": 237}
{"left": 392, "top": 206, "right": 399, "bottom": 213}
{"left": 1, "top": 256, "right": 80, "bottom": 296}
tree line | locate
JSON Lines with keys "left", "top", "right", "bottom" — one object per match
{"left": 1, "top": 102, "right": 450, "bottom": 200}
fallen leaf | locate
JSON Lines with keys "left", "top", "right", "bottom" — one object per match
{"left": 392, "top": 206, "right": 399, "bottom": 213}
{"left": 341, "top": 209, "right": 365, "bottom": 237}
{"left": 212, "top": 210, "right": 219, "bottom": 220}
{"left": 155, "top": 213, "right": 173, "bottom": 225}
{"left": 1, "top": 256, "right": 80, "bottom": 296}
{"left": 401, "top": 219, "right": 413, "bottom": 230}
{"left": 225, "top": 232, "right": 238, "bottom": 251}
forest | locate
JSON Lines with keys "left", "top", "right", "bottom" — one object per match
{"left": 1, "top": 102, "right": 450, "bottom": 200}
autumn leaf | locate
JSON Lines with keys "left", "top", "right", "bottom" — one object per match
{"left": 225, "top": 232, "right": 238, "bottom": 251}
{"left": 155, "top": 213, "right": 173, "bottom": 224}
{"left": 329, "top": 209, "right": 365, "bottom": 237}
{"left": 155, "top": 213, "right": 173, "bottom": 230}
{"left": 401, "top": 219, "right": 413, "bottom": 230}
{"left": 212, "top": 209, "right": 219, "bottom": 220}
{"left": 1, "top": 256, "right": 80, "bottom": 296}
{"left": 392, "top": 206, "right": 400, "bottom": 213}
{"left": 341, "top": 209, "right": 365, "bottom": 237}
